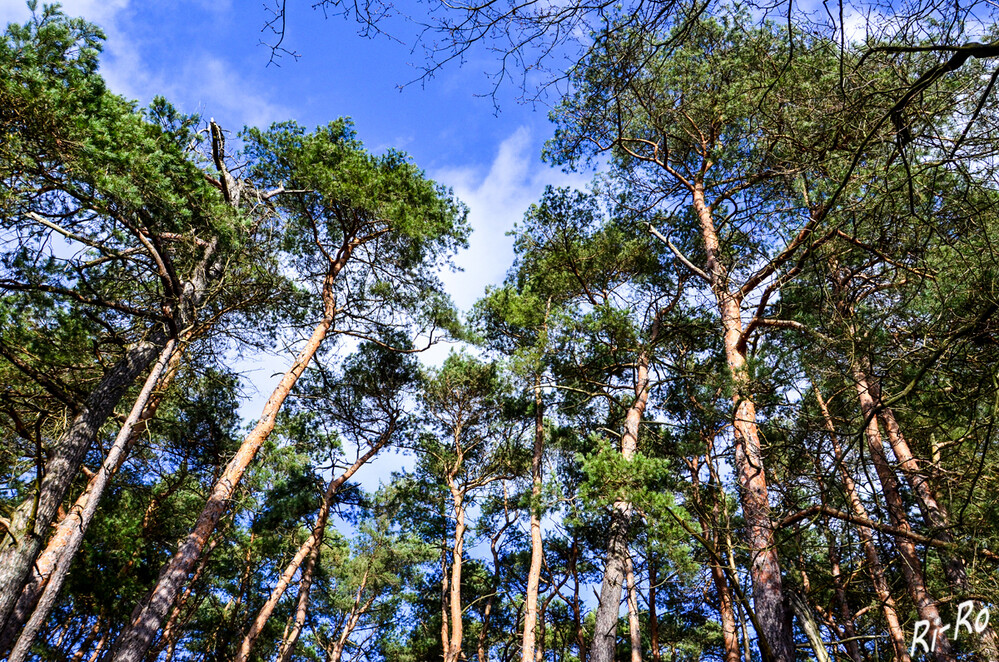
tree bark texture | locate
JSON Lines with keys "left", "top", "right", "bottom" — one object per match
{"left": 814, "top": 384, "right": 911, "bottom": 662}
{"left": 0, "top": 340, "right": 187, "bottom": 657}
{"left": 445, "top": 488, "right": 468, "bottom": 662}
{"left": 0, "top": 334, "right": 167, "bottom": 632}
{"left": 852, "top": 364, "right": 954, "bottom": 662}
{"left": 692, "top": 182, "right": 793, "bottom": 662}
{"left": 589, "top": 345, "right": 651, "bottom": 662}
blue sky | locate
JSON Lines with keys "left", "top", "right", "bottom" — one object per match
{"left": 1, "top": 0, "right": 593, "bottom": 312}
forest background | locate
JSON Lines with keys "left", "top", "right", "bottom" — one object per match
{"left": 2, "top": 0, "right": 999, "bottom": 661}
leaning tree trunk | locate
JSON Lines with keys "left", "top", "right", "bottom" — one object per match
{"left": 692, "top": 182, "right": 793, "bottom": 662}
{"left": 787, "top": 587, "right": 830, "bottom": 662}
{"left": 521, "top": 379, "right": 546, "bottom": 662}
{"left": 876, "top": 394, "right": 999, "bottom": 662}
{"left": 589, "top": 347, "right": 651, "bottom": 662}
{"left": 237, "top": 433, "right": 392, "bottom": 662}
{"left": 852, "top": 363, "right": 955, "bottom": 662}
{"left": 814, "top": 384, "right": 911, "bottom": 662}
{"left": 274, "top": 536, "right": 321, "bottom": 662}
{"left": 0, "top": 332, "right": 167, "bottom": 633}
{"left": 111, "top": 309, "right": 335, "bottom": 662}
{"left": 6, "top": 340, "right": 178, "bottom": 662}
{"left": 0, "top": 337, "right": 187, "bottom": 654}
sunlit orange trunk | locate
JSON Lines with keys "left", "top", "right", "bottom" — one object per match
{"left": 692, "top": 182, "right": 792, "bottom": 661}
{"left": 274, "top": 538, "right": 320, "bottom": 662}
{"left": 112, "top": 312, "right": 334, "bottom": 662}
{"left": 445, "top": 488, "right": 467, "bottom": 662}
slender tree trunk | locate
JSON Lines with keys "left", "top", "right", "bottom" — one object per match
{"left": 691, "top": 182, "right": 793, "bottom": 662}
{"left": 0, "top": 333, "right": 167, "bottom": 631}
{"left": 6, "top": 340, "right": 178, "bottom": 662}
{"left": 570, "top": 537, "right": 587, "bottom": 662}
{"left": 445, "top": 488, "right": 467, "bottom": 662}
{"left": 826, "top": 532, "right": 862, "bottom": 662}
{"left": 625, "top": 554, "right": 642, "bottom": 662}
{"left": 648, "top": 559, "right": 661, "bottom": 662}
{"left": 691, "top": 449, "right": 741, "bottom": 662}
{"left": 590, "top": 345, "right": 652, "bottom": 662}
{"left": 441, "top": 537, "right": 450, "bottom": 658}
{"left": 851, "top": 364, "right": 955, "bottom": 662}
{"left": 111, "top": 310, "right": 335, "bottom": 662}
{"left": 69, "top": 616, "right": 102, "bottom": 662}
{"left": 237, "top": 435, "right": 392, "bottom": 662}
{"left": 274, "top": 537, "right": 321, "bottom": 662}
{"left": 86, "top": 628, "right": 109, "bottom": 662}
{"left": 481, "top": 489, "right": 514, "bottom": 662}
{"left": 877, "top": 399, "right": 999, "bottom": 662}
{"left": 324, "top": 571, "right": 374, "bottom": 662}
{"left": 814, "top": 384, "right": 910, "bottom": 662}
{"left": 522, "top": 380, "right": 546, "bottom": 662}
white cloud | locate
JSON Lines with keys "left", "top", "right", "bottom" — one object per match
{"left": 434, "top": 126, "right": 592, "bottom": 314}
{"left": 2, "top": 0, "right": 290, "bottom": 131}
{"left": 0, "top": 0, "right": 128, "bottom": 27}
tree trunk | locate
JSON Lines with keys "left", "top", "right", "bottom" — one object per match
{"left": 877, "top": 400, "right": 999, "bottom": 662}
{"left": 826, "top": 532, "right": 862, "bottom": 662}
{"left": 625, "top": 554, "right": 642, "bottom": 662}
{"left": 151, "top": 536, "right": 219, "bottom": 662}
{"left": 814, "top": 384, "right": 911, "bottom": 662}
{"left": 6, "top": 339, "right": 178, "bottom": 662}
{"left": 69, "top": 616, "right": 102, "bottom": 662}
{"left": 237, "top": 434, "right": 392, "bottom": 661}
{"left": 691, "top": 448, "right": 741, "bottom": 662}
{"left": 325, "top": 572, "right": 375, "bottom": 662}
{"left": 851, "top": 363, "right": 954, "bottom": 662}
{"left": 648, "top": 559, "right": 661, "bottom": 662}
{"left": 274, "top": 537, "right": 321, "bottom": 662}
{"left": 589, "top": 345, "right": 652, "bottom": 662}
{"left": 787, "top": 588, "right": 830, "bottom": 662}
{"left": 570, "top": 537, "right": 587, "bottom": 662}
{"left": 522, "top": 380, "right": 546, "bottom": 662}
{"left": 0, "top": 333, "right": 167, "bottom": 632}
{"left": 691, "top": 182, "right": 793, "bottom": 662}
{"left": 111, "top": 312, "right": 335, "bottom": 662}
{"left": 0, "top": 341, "right": 187, "bottom": 657}
{"left": 445, "top": 488, "right": 467, "bottom": 662}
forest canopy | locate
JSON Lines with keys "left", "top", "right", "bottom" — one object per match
{"left": 2, "top": 1, "right": 999, "bottom": 662}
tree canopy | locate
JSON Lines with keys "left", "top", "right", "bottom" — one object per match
{"left": 4, "top": 2, "right": 999, "bottom": 662}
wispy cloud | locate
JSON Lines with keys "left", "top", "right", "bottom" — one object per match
{"left": 434, "top": 126, "right": 592, "bottom": 313}
{"left": 2, "top": 0, "right": 290, "bottom": 130}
